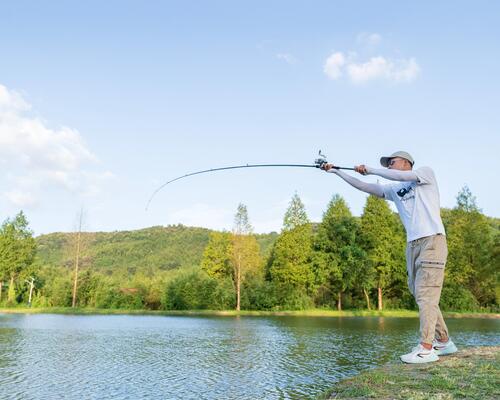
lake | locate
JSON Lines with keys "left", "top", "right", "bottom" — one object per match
{"left": 0, "top": 314, "right": 498, "bottom": 399}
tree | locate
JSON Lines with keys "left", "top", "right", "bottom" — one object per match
{"left": 72, "top": 208, "right": 84, "bottom": 308}
{"left": 232, "top": 204, "right": 261, "bottom": 311}
{"left": 456, "top": 185, "right": 479, "bottom": 212}
{"left": 283, "top": 192, "right": 309, "bottom": 231}
{"left": 269, "top": 193, "right": 314, "bottom": 309}
{"left": 359, "top": 195, "right": 403, "bottom": 310}
{"left": 201, "top": 231, "right": 233, "bottom": 279}
{"left": 442, "top": 186, "right": 497, "bottom": 309}
{"left": 202, "top": 205, "right": 261, "bottom": 311}
{"left": 313, "top": 194, "right": 365, "bottom": 310}
{"left": 0, "top": 211, "right": 37, "bottom": 303}
{"left": 164, "top": 268, "right": 220, "bottom": 310}
{"left": 66, "top": 208, "right": 94, "bottom": 308}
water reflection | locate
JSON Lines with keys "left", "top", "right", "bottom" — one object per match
{"left": 0, "top": 313, "right": 498, "bottom": 399}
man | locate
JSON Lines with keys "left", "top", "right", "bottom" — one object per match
{"left": 322, "top": 151, "right": 457, "bottom": 364}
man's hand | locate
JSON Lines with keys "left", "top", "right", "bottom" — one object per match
{"left": 355, "top": 165, "right": 368, "bottom": 175}
{"left": 321, "top": 163, "right": 335, "bottom": 171}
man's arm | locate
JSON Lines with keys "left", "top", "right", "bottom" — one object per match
{"left": 365, "top": 167, "right": 419, "bottom": 182}
{"left": 327, "top": 169, "right": 385, "bottom": 198}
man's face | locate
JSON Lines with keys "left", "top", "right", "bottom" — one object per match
{"left": 388, "top": 157, "right": 411, "bottom": 171}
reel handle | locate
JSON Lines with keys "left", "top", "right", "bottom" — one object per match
{"left": 314, "top": 150, "right": 355, "bottom": 171}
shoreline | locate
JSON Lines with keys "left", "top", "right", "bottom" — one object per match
{"left": 0, "top": 307, "right": 498, "bottom": 319}
{"left": 323, "top": 346, "right": 500, "bottom": 399}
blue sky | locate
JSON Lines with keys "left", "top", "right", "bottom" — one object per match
{"left": 1, "top": 1, "right": 499, "bottom": 235}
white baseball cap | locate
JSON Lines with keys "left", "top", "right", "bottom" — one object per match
{"left": 380, "top": 151, "right": 415, "bottom": 167}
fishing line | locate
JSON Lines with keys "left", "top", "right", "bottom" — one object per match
{"left": 145, "top": 151, "right": 354, "bottom": 210}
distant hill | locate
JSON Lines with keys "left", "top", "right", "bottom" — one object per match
{"left": 35, "top": 225, "right": 279, "bottom": 275}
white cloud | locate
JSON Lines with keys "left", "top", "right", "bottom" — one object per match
{"left": 324, "top": 52, "right": 420, "bottom": 84}
{"left": 324, "top": 33, "right": 420, "bottom": 84}
{"left": 390, "top": 58, "right": 420, "bottom": 82}
{"left": 276, "top": 53, "right": 298, "bottom": 65}
{"left": 0, "top": 85, "right": 30, "bottom": 112}
{"left": 0, "top": 83, "right": 112, "bottom": 207}
{"left": 347, "top": 56, "right": 420, "bottom": 83}
{"left": 346, "top": 56, "right": 388, "bottom": 82}
{"left": 323, "top": 52, "right": 346, "bottom": 80}
{"left": 357, "top": 32, "right": 382, "bottom": 47}
{"left": 4, "top": 190, "right": 38, "bottom": 208}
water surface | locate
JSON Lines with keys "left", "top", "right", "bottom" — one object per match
{"left": 0, "top": 314, "right": 498, "bottom": 399}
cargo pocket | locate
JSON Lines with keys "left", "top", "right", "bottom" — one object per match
{"left": 423, "top": 237, "right": 436, "bottom": 251}
{"left": 418, "top": 261, "right": 445, "bottom": 287}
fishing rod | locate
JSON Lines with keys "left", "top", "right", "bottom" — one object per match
{"left": 145, "top": 151, "right": 354, "bottom": 210}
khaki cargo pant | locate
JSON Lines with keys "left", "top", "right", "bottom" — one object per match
{"left": 406, "top": 234, "right": 448, "bottom": 345}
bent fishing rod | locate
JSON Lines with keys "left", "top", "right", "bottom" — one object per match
{"left": 145, "top": 151, "right": 354, "bottom": 210}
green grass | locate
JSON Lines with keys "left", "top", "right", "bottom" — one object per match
{"left": 321, "top": 346, "right": 500, "bottom": 400}
{"left": 0, "top": 307, "right": 498, "bottom": 319}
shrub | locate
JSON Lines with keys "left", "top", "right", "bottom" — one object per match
{"left": 241, "top": 279, "right": 278, "bottom": 310}
{"left": 440, "top": 283, "right": 479, "bottom": 311}
{"left": 163, "top": 268, "right": 220, "bottom": 310}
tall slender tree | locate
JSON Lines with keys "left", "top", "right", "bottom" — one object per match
{"left": 269, "top": 193, "right": 314, "bottom": 308}
{"left": 232, "top": 204, "right": 261, "bottom": 311}
{"left": 71, "top": 208, "right": 85, "bottom": 308}
{"left": 283, "top": 192, "right": 309, "bottom": 231}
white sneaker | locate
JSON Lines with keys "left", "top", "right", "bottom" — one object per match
{"left": 432, "top": 339, "right": 458, "bottom": 356}
{"left": 400, "top": 344, "right": 439, "bottom": 364}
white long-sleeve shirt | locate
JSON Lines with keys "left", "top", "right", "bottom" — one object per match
{"left": 328, "top": 166, "right": 445, "bottom": 242}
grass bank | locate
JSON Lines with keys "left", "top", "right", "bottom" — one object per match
{"left": 0, "top": 307, "right": 498, "bottom": 319}
{"left": 322, "top": 346, "right": 499, "bottom": 400}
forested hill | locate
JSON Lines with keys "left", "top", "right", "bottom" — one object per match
{"left": 34, "top": 225, "right": 279, "bottom": 274}
{"left": 5, "top": 188, "right": 498, "bottom": 311}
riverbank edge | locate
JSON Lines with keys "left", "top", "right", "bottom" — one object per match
{"left": 0, "top": 307, "right": 498, "bottom": 319}
{"left": 321, "top": 346, "right": 500, "bottom": 399}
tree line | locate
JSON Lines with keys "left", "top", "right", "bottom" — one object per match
{"left": 0, "top": 186, "right": 498, "bottom": 312}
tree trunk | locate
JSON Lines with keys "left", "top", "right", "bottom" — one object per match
{"left": 8, "top": 276, "right": 15, "bottom": 302}
{"left": 363, "top": 288, "right": 371, "bottom": 310}
{"left": 337, "top": 291, "right": 342, "bottom": 311}
{"left": 72, "top": 213, "right": 83, "bottom": 308}
{"left": 28, "top": 278, "right": 35, "bottom": 307}
{"left": 377, "top": 286, "right": 383, "bottom": 311}
{"left": 0, "top": 281, "right": 2, "bottom": 302}
{"left": 236, "top": 253, "right": 241, "bottom": 311}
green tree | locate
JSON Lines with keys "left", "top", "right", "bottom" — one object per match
{"left": 359, "top": 195, "right": 404, "bottom": 310}
{"left": 201, "top": 205, "right": 261, "bottom": 311}
{"left": 201, "top": 231, "right": 233, "bottom": 279}
{"left": 442, "top": 186, "right": 497, "bottom": 309}
{"left": 269, "top": 193, "right": 314, "bottom": 309}
{"left": 489, "top": 229, "right": 500, "bottom": 309}
{"left": 0, "top": 211, "right": 37, "bottom": 303}
{"left": 283, "top": 192, "right": 309, "bottom": 231}
{"left": 456, "top": 185, "right": 479, "bottom": 212}
{"left": 232, "top": 204, "right": 261, "bottom": 310}
{"left": 313, "top": 194, "right": 365, "bottom": 310}
{"left": 47, "top": 274, "right": 73, "bottom": 306}
{"left": 71, "top": 207, "right": 86, "bottom": 308}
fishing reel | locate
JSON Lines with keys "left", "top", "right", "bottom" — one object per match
{"left": 314, "top": 150, "right": 329, "bottom": 169}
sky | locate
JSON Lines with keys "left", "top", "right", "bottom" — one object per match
{"left": 1, "top": 1, "right": 499, "bottom": 235}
